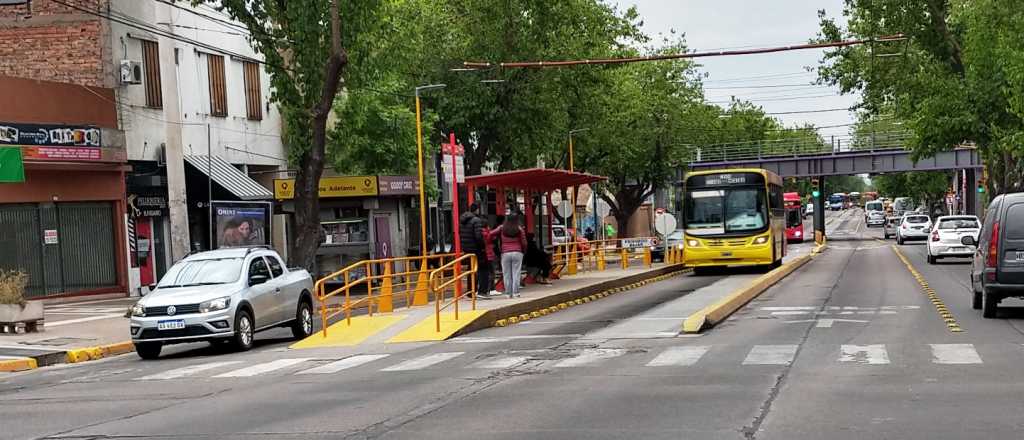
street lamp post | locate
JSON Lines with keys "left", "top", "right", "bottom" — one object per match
{"left": 568, "top": 128, "right": 589, "bottom": 233}
{"left": 415, "top": 84, "right": 446, "bottom": 257}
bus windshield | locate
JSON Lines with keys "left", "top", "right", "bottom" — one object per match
{"left": 684, "top": 187, "right": 767, "bottom": 236}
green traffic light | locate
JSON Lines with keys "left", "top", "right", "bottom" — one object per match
{"left": 978, "top": 186, "right": 985, "bottom": 193}
{"left": 812, "top": 190, "right": 821, "bottom": 197}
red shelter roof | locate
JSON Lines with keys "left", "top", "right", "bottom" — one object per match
{"left": 465, "top": 168, "right": 607, "bottom": 192}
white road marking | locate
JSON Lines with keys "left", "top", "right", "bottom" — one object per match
{"left": 468, "top": 356, "right": 530, "bottom": 369}
{"left": 554, "top": 348, "right": 628, "bottom": 368}
{"left": 381, "top": 352, "right": 464, "bottom": 371}
{"left": 213, "top": 358, "right": 312, "bottom": 378}
{"left": 770, "top": 311, "right": 813, "bottom": 316}
{"left": 759, "top": 307, "right": 818, "bottom": 311}
{"left": 743, "top": 345, "right": 798, "bottom": 365}
{"left": 448, "top": 334, "right": 582, "bottom": 343}
{"left": 839, "top": 344, "right": 890, "bottom": 365}
{"left": 139, "top": 361, "right": 243, "bottom": 380}
{"left": 646, "top": 346, "right": 709, "bottom": 367}
{"left": 45, "top": 314, "right": 125, "bottom": 327}
{"left": 296, "top": 354, "right": 390, "bottom": 375}
{"left": 930, "top": 344, "right": 983, "bottom": 364}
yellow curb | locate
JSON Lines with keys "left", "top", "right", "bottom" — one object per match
{"left": 530, "top": 311, "right": 542, "bottom": 318}
{"left": 683, "top": 252, "right": 817, "bottom": 333}
{"left": 558, "top": 303, "right": 568, "bottom": 309}
{"left": 0, "top": 357, "right": 37, "bottom": 372}
{"left": 518, "top": 314, "right": 531, "bottom": 321}
{"left": 508, "top": 316, "right": 519, "bottom": 324}
{"left": 495, "top": 319, "right": 508, "bottom": 327}
{"left": 65, "top": 341, "right": 136, "bottom": 364}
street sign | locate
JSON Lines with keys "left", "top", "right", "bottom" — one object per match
{"left": 556, "top": 200, "right": 573, "bottom": 217}
{"left": 654, "top": 212, "right": 676, "bottom": 235}
{"left": 596, "top": 199, "right": 611, "bottom": 217}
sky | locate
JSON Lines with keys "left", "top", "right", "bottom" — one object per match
{"left": 612, "top": 0, "right": 861, "bottom": 142}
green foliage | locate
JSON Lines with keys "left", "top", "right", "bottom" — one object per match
{"left": 872, "top": 171, "right": 951, "bottom": 207}
{"left": 816, "top": 0, "right": 1024, "bottom": 194}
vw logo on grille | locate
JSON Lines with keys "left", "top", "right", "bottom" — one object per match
{"left": 166, "top": 305, "right": 176, "bottom": 316}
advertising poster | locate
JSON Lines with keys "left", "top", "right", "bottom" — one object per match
{"left": 211, "top": 201, "right": 272, "bottom": 249}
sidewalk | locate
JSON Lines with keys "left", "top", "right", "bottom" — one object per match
{"left": 0, "top": 297, "right": 133, "bottom": 369}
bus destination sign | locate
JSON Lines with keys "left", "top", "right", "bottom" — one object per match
{"left": 689, "top": 172, "right": 763, "bottom": 188}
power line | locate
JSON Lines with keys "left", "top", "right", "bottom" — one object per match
{"left": 706, "top": 93, "right": 841, "bottom": 104}
{"left": 764, "top": 107, "right": 854, "bottom": 115}
{"left": 703, "top": 83, "right": 825, "bottom": 90}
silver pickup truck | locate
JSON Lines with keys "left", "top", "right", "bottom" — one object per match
{"left": 129, "top": 247, "right": 315, "bottom": 359}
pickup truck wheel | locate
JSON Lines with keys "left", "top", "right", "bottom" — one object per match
{"left": 292, "top": 300, "right": 314, "bottom": 340}
{"left": 982, "top": 290, "right": 999, "bottom": 318}
{"left": 135, "top": 342, "right": 162, "bottom": 360}
{"left": 927, "top": 254, "right": 936, "bottom": 264}
{"left": 233, "top": 310, "right": 255, "bottom": 351}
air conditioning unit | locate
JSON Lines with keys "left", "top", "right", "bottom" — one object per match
{"left": 120, "top": 60, "right": 143, "bottom": 84}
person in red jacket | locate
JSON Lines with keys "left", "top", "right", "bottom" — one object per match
{"left": 492, "top": 214, "right": 527, "bottom": 298}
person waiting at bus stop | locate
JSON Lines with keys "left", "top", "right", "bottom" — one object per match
{"left": 459, "top": 203, "right": 492, "bottom": 300}
{"left": 492, "top": 214, "right": 528, "bottom": 298}
{"left": 524, "top": 232, "right": 553, "bottom": 284}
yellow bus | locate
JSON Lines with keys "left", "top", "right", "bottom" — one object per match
{"left": 681, "top": 168, "right": 786, "bottom": 273}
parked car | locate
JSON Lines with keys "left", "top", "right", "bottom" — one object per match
{"left": 964, "top": 192, "right": 1024, "bottom": 318}
{"left": 896, "top": 214, "right": 932, "bottom": 244}
{"left": 882, "top": 216, "right": 901, "bottom": 239}
{"left": 130, "top": 247, "right": 315, "bottom": 359}
{"left": 926, "top": 215, "right": 980, "bottom": 264}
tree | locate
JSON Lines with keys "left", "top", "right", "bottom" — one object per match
{"left": 816, "top": 0, "right": 1024, "bottom": 195}
{"left": 872, "top": 171, "right": 951, "bottom": 208}
{"left": 206, "top": 0, "right": 381, "bottom": 270}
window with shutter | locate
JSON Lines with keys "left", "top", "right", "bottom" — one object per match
{"left": 207, "top": 54, "right": 228, "bottom": 117}
{"left": 242, "top": 61, "right": 262, "bottom": 121}
{"left": 141, "top": 40, "right": 162, "bottom": 109}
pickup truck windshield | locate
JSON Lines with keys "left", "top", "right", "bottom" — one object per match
{"left": 158, "top": 258, "right": 243, "bottom": 288}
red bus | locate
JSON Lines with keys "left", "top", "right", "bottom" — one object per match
{"left": 783, "top": 192, "right": 804, "bottom": 243}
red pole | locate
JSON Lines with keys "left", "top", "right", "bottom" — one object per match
{"left": 449, "top": 132, "right": 463, "bottom": 300}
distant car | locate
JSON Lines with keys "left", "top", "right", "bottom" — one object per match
{"left": 896, "top": 214, "right": 932, "bottom": 245}
{"left": 926, "top": 215, "right": 980, "bottom": 264}
{"left": 130, "top": 247, "right": 315, "bottom": 359}
{"left": 965, "top": 192, "right": 1024, "bottom": 318}
{"left": 882, "top": 217, "right": 900, "bottom": 239}
{"left": 657, "top": 230, "right": 684, "bottom": 262}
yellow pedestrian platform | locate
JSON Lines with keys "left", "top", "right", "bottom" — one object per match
{"left": 290, "top": 314, "right": 407, "bottom": 349}
{"left": 387, "top": 310, "right": 489, "bottom": 343}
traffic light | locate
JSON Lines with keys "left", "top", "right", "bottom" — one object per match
{"left": 811, "top": 178, "right": 820, "bottom": 197}
{"left": 978, "top": 170, "right": 987, "bottom": 193}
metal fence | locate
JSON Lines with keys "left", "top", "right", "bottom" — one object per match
{"left": 687, "top": 132, "right": 913, "bottom": 163}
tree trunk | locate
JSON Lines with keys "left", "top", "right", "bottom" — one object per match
{"left": 287, "top": 0, "right": 347, "bottom": 272}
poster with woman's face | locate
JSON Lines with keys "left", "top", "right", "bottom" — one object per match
{"left": 212, "top": 201, "right": 271, "bottom": 249}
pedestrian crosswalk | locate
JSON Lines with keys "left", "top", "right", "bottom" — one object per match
{"left": 104, "top": 343, "right": 1006, "bottom": 383}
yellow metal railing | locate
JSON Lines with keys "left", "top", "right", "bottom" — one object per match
{"left": 550, "top": 237, "right": 662, "bottom": 275}
{"left": 314, "top": 253, "right": 456, "bottom": 337}
{"left": 429, "top": 253, "right": 478, "bottom": 332}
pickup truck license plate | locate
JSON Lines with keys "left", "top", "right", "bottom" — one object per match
{"left": 157, "top": 319, "right": 185, "bottom": 331}
{"left": 1016, "top": 251, "right": 1024, "bottom": 261}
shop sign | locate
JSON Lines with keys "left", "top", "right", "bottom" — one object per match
{"left": 0, "top": 147, "right": 25, "bottom": 183}
{"left": 21, "top": 146, "right": 101, "bottom": 161}
{"left": 211, "top": 201, "right": 272, "bottom": 249}
{"left": 0, "top": 122, "right": 101, "bottom": 147}
{"left": 43, "top": 229, "right": 58, "bottom": 245}
{"left": 273, "top": 176, "right": 378, "bottom": 199}
{"left": 128, "top": 194, "right": 168, "bottom": 217}
{"left": 377, "top": 176, "right": 419, "bottom": 195}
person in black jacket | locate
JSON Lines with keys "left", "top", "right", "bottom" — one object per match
{"left": 459, "top": 203, "right": 491, "bottom": 298}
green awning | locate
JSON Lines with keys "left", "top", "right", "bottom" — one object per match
{"left": 0, "top": 147, "right": 25, "bottom": 183}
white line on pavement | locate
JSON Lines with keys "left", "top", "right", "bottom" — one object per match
{"left": 930, "top": 344, "right": 983, "bottom": 364}
{"left": 213, "top": 358, "right": 312, "bottom": 378}
{"left": 554, "top": 348, "right": 627, "bottom": 368}
{"left": 743, "top": 345, "right": 798, "bottom": 365}
{"left": 448, "top": 334, "right": 583, "bottom": 343}
{"left": 646, "top": 346, "right": 710, "bottom": 367}
{"left": 296, "top": 354, "right": 390, "bottom": 375}
{"left": 468, "top": 356, "right": 530, "bottom": 369}
{"left": 139, "top": 361, "right": 243, "bottom": 380}
{"left": 381, "top": 352, "right": 464, "bottom": 371}
{"left": 839, "top": 344, "right": 890, "bottom": 365}
{"left": 46, "top": 314, "right": 126, "bottom": 327}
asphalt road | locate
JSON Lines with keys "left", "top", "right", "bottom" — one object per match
{"left": 6, "top": 209, "right": 1023, "bottom": 440}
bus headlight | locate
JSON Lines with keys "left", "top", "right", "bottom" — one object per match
{"left": 686, "top": 239, "right": 700, "bottom": 247}
{"left": 752, "top": 236, "right": 770, "bottom": 245}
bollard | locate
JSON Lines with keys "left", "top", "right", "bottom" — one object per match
{"left": 568, "top": 243, "right": 578, "bottom": 275}
{"left": 379, "top": 262, "right": 394, "bottom": 313}
{"left": 620, "top": 246, "right": 629, "bottom": 270}
{"left": 412, "top": 262, "right": 430, "bottom": 306}
{"left": 644, "top": 247, "right": 652, "bottom": 268}
{"left": 597, "top": 247, "right": 606, "bottom": 271}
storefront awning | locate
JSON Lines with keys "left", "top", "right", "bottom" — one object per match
{"left": 184, "top": 155, "right": 273, "bottom": 200}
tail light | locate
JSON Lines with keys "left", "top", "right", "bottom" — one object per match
{"left": 986, "top": 221, "right": 1000, "bottom": 268}
{"left": 931, "top": 230, "right": 939, "bottom": 242}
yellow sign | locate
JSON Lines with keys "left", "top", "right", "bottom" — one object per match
{"left": 274, "top": 176, "right": 379, "bottom": 199}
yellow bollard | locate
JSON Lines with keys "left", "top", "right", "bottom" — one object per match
{"left": 666, "top": 246, "right": 674, "bottom": 264}
{"left": 568, "top": 243, "right": 578, "bottom": 275}
{"left": 412, "top": 263, "right": 429, "bottom": 306}
{"left": 644, "top": 246, "right": 652, "bottom": 268}
{"left": 379, "top": 262, "right": 394, "bottom": 313}
{"left": 621, "top": 246, "right": 629, "bottom": 270}
{"left": 597, "top": 247, "right": 606, "bottom": 271}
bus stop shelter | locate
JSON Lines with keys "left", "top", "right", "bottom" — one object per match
{"left": 465, "top": 168, "right": 607, "bottom": 246}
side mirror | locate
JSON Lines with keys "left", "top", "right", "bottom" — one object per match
{"left": 961, "top": 236, "right": 976, "bottom": 246}
{"left": 249, "top": 273, "right": 270, "bottom": 286}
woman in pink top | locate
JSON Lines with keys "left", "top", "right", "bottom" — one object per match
{"left": 492, "top": 214, "right": 527, "bottom": 298}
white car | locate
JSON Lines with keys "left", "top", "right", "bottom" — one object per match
{"left": 926, "top": 215, "right": 981, "bottom": 264}
{"left": 896, "top": 214, "right": 932, "bottom": 245}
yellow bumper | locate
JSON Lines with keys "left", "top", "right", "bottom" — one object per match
{"left": 684, "top": 243, "right": 773, "bottom": 267}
